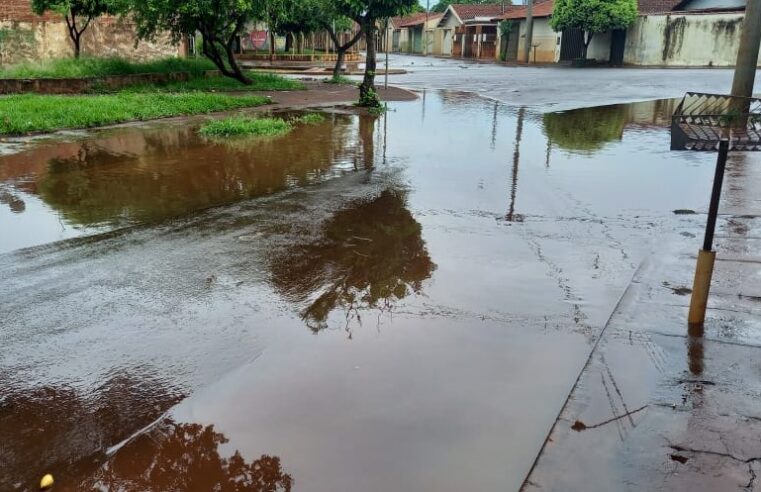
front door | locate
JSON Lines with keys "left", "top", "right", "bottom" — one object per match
{"left": 443, "top": 29, "right": 453, "bottom": 55}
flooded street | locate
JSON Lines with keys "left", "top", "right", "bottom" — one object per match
{"left": 0, "top": 90, "right": 733, "bottom": 491}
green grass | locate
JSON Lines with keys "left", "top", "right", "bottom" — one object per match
{"left": 292, "top": 113, "right": 325, "bottom": 125}
{"left": 199, "top": 116, "right": 292, "bottom": 138}
{"left": 122, "top": 72, "right": 304, "bottom": 93}
{"left": 0, "top": 57, "right": 217, "bottom": 79}
{"left": 199, "top": 113, "right": 326, "bottom": 138}
{"left": 0, "top": 93, "right": 270, "bottom": 135}
{"left": 324, "top": 75, "right": 356, "bottom": 86}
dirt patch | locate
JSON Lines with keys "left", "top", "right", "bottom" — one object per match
{"left": 258, "top": 81, "right": 418, "bottom": 110}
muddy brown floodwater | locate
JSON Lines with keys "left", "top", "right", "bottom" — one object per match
{"left": 0, "top": 93, "right": 729, "bottom": 491}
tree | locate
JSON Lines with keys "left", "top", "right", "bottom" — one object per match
{"left": 31, "top": 0, "right": 114, "bottom": 58}
{"left": 549, "top": 0, "right": 637, "bottom": 60}
{"left": 335, "top": 0, "right": 418, "bottom": 107}
{"left": 280, "top": 0, "right": 361, "bottom": 78}
{"left": 430, "top": 0, "right": 491, "bottom": 14}
{"left": 128, "top": 0, "right": 266, "bottom": 84}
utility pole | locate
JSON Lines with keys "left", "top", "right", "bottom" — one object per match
{"left": 424, "top": 0, "right": 430, "bottom": 55}
{"left": 731, "top": 0, "right": 761, "bottom": 99}
{"left": 523, "top": 0, "right": 533, "bottom": 63}
{"left": 385, "top": 17, "right": 390, "bottom": 89}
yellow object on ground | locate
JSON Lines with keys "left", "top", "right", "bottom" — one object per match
{"left": 40, "top": 473, "right": 54, "bottom": 490}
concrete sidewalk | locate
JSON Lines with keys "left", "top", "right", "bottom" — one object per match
{"left": 524, "top": 152, "right": 761, "bottom": 491}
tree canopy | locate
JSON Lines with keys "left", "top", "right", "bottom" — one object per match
{"left": 550, "top": 0, "right": 637, "bottom": 58}
{"left": 331, "top": 0, "right": 417, "bottom": 105}
{"left": 430, "top": 0, "right": 493, "bottom": 14}
{"left": 128, "top": 0, "right": 268, "bottom": 83}
{"left": 31, "top": 0, "right": 116, "bottom": 57}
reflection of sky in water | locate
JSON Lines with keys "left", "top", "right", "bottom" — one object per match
{"left": 0, "top": 193, "right": 102, "bottom": 253}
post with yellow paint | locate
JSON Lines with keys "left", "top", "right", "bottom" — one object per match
{"left": 687, "top": 140, "right": 729, "bottom": 327}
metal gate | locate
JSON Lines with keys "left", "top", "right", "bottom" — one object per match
{"left": 559, "top": 28, "right": 584, "bottom": 61}
{"left": 609, "top": 29, "right": 626, "bottom": 66}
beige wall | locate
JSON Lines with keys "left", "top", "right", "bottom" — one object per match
{"left": 624, "top": 12, "right": 748, "bottom": 66}
{"left": 0, "top": 17, "right": 181, "bottom": 65}
{"left": 516, "top": 18, "right": 559, "bottom": 63}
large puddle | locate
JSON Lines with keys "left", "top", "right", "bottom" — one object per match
{"left": 1, "top": 93, "right": 735, "bottom": 491}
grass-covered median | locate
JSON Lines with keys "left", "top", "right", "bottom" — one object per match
{"left": 124, "top": 72, "right": 304, "bottom": 93}
{"left": 199, "top": 113, "right": 325, "bottom": 138}
{"left": 0, "top": 93, "right": 270, "bottom": 135}
{"left": 0, "top": 57, "right": 217, "bottom": 79}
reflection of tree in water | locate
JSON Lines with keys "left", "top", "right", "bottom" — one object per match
{"left": 0, "top": 371, "right": 184, "bottom": 490}
{"left": 0, "top": 185, "right": 25, "bottom": 213}
{"left": 34, "top": 114, "right": 358, "bottom": 227}
{"left": 270, "top": 188, "right": 435, "bottom": 334}
{"left": 86, "top": 420, "right": 292, "bottom": 492}
{"left": 542, "top": 104, "right": 627, "bottom": 153}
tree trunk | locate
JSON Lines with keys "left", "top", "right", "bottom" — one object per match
{"left": 224, "top": 37, "right": 252, "bottom": 85}
{"left": 285, "top": 32, "right": 293, "bottom": 53}
{"left": 582, "top": 32, "right": 594, "bottom": 60}
{"left": 333, "top": 49, "right": 345, "bottom": 78}
{"left": 326, "top": 26, "right": 363, "bottom": 80}
{"left": 359, "top": 20, "right": 379, "bottom": 107}
{"left": 201, "top": 33, "right": 252, "bottom": 85}
{"left": 73, "top": 34, "right": 81, "bottom": 58}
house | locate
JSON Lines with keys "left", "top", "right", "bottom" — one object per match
{"left": 0, "top": 0, "right": 184, "bottom": 65}
{"left": 390, "top": 12, "right": 444, "bottom": 54}
{"left": 495, "top": 0, "right": 756, "bottom": 66}
{"left": 621, "top": 0, "right": 752, "bottom": 66}
{"left": 496, "top": 0, "right": 556, "bottom": 62}
{"left": 437, "top": 4, "right": 510, "bottom": 58}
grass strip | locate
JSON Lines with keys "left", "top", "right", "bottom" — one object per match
{"left": 324, "top": 75, "right": 356, "bottom": 86}
{"left": 199, "top": 113, "right": 325, "bottom": 138}
{"left": 0, "top": 57, "right": 217, "bottom": 79}
{"left": 122, "top": 72, "right": 304, "bottom": 93}
{"left": 0, "top": 93, "right": 270, "bottom": 135}
{"left": 292, "top": 113, "right": 325, "bottom": 125}
{"left": 199, "top": 116, "right": 292, "bottom": 138}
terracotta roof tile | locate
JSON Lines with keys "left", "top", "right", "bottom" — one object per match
{"left": 637, "top": 0, "right": 684, "bottom": 13}
{"left": 394, "top": 12, "right": 444, "bottom": 27}
{"left": 498, "top": 0, "right": 554, "bottom": 19}
{"left": 451, "top": 3, "right": 511, "bottom": 20}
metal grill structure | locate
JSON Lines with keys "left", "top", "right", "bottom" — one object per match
{"left": 671, "top": 92, "right": 761, "bottom": 151}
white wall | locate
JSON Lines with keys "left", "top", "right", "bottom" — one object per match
{"left": 586, "top": 31, "right": 612, "bottom": 62}
{"left": 624, "top": 12, "right": 751, "bottom": 66}
{"left": 517, "top": 18, "right": 559, "bottom": 63}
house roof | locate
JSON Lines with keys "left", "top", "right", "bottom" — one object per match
{"left": 451, "top": 3, "right": 511, "bottom": 20}
{"left": 497, "top": 0, "right": 554, "bottom": 19}
{"left": 392, "top": 12, "right": 444, "bottom": 28}
{"left": 637, "top": 0, "right": 684, "bottom": 13}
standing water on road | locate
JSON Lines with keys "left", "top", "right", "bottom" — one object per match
{"left": 1, "top": 93, "right": 723, "bottom": 491}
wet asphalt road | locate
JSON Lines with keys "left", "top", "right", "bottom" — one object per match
{"left": 382, "top": 53, "right": 761, "bottom": 111}
{"left": 1, "top": 58, "right": 754, "bottom": 491}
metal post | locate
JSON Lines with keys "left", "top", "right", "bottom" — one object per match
{"left": 688, "top": 139, "right": 729, "bottom": 326}
{"left": 385, "top": 18, "right": 389, "bottom": 89}
{"left": 425, "top": 0, "right": 430, "bottom": 55}
{"left": 731, "top": 0, "right": 761, "bottom": 99}
{"left": 523, "top": 0, "right": 533, "bottom": 63}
